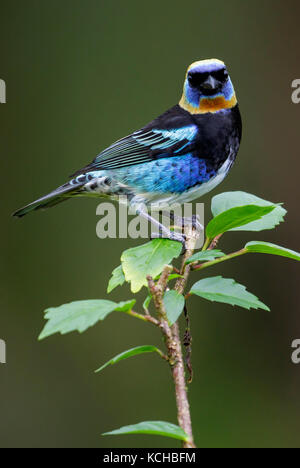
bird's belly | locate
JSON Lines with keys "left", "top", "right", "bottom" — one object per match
{"left": 141, "top": 155, "right": 233, "bottom": 210}
{"left": 109, "top": 154, "right": 216, "bottom": 195}
{"left": 84, "top": 152, "right": 234, "bottom": 210}
{"left": 163, "top": 156, "right": 232, "bottom": 204}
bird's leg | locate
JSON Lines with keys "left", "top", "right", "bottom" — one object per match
{"left": 162, "top": 211, "right": 204, "bottom": 234}
{"left": 184, "top": 214, "right": 204, "bottom": 233}
{"left": 136, "top": 209, "right": 186, "bottom": 246}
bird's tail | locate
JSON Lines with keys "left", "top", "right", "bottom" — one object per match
{"left": 12, "top": 181, "right": 84, "bottom": 218}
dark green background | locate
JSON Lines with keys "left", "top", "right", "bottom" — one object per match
{"left": 1, "top": 0, "right": 300, "bottom": 448}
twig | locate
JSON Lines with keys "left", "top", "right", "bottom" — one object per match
{"left": 183, "top": 304, "right": 193, "bottom": 384}
{"left": 147, "top": 268, "right": 171, "bottom": 324}
{"left": 208, "top": 233, "right": 223, "bottom": 250}
{"left": 157, "top": 264, "right": 173, "bottom": 290}
{"left": 173, "top": 267, "right": 181, "bottom": 274}
{"left": 147, "top": 269, "right": 175, "bottom": 349}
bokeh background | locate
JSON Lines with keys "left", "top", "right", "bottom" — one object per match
{"left": 1, "top": 0, "right": 300, "bottom": 448}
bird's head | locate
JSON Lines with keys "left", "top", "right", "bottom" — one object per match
{"left": 179, "top": 59, "right": 237, "bottom": 114}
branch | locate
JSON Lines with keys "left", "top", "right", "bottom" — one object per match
{"left": 147, "top": 265, "right": 172, "bottom": 324}
{"left": 170, "top": 227, "right": 199, "bottom": 448}
{"left": 145, "top": 229, "right": 200, "bottom": 448}
{"left": 146, "top": 268, "right": 175, "bottom": 350}
{"left": 146, "top": 239, "right": 197, "bottom": 447}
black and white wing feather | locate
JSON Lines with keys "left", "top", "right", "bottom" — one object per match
{"left": 72, "top": 106, "right": 198, "bottom": 175}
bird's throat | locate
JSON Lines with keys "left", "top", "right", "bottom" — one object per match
{"left": 179, "top": 93, "right": 237, "bottom": 114}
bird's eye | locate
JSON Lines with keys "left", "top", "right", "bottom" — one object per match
{"left": 188, "top": 72, "right": 209, "bottom": 88}
{"left": 212, "top": 69, "right": 229, "bottom": 82}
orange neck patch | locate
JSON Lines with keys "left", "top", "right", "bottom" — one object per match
{"left": 179, "top": 93, "right": 237, "bottom": 114}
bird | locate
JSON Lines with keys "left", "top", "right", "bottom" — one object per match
{"left": 13, "top": 58, "right": 242, "bottom": 243}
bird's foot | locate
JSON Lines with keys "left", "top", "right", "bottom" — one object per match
{"left": 186, "top": 214, "right": 204, "bottom": 233}
{"left": 162, "top": 212, "right": 204, "bottom": 234}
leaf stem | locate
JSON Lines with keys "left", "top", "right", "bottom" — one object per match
{"left": 124, "top": 309, "right": 160, "bottom": 326}
{"left": 155, "top": 348, "right": 170, "bottom": 362}
{"left": 192, "top": 248, "right": 247, "bottom": 272}
{"left": 202, "top": 237, "right": 211, "bottom": 251}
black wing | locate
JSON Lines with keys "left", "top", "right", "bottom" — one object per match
{"left": 72, "top": 106, "right": 198, "bottom": 175}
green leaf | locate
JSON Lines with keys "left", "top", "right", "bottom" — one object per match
{"left": 39, "top": 299, "right": 136, "bottom": 340}
{"left": 95, "top": 345, "right": 162, "bottom": 373}
{"left": 121, "top": 239, "right": 182, "bottom": 293}
{"left": 186, "top": 249, "right": 225, "bottom": 264}
{"left": 206, "top": 205, "right": 275, "bottom": 239}
{"left": 212, "top": 191, "right": 287, "bottom": 231}
{"left": 245, "top": 241, "right": 300, "bottom": 261}
{"left": 190, "top": 276, "right": 270, "bottom": 311}
{"left": 163, "top": 290, "right": 185, "bottom": 326}
{"left": 107, "top": 265, "right": 125, "bottom": 293}
{"left": 102, "top": 421, "right": 188, "bottom": 442}
{"left": 113, "top": 300, "right": 136, "bottom": 312}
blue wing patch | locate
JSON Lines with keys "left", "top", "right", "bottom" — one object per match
{"left": 134, "top": 126, "right": 198, "bottom": 151}
{"left": 72, "top": 125, "right": 198, "bottom": 174}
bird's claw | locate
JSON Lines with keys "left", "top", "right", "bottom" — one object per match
{"left": 188, "top": 214, "right": 204, "bottom": 233}
{"left": 162, "top": 212, "right": 204, "bottom": 234}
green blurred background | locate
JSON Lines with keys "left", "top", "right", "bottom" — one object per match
{"left": 1, "top": 0, "right": 300, "bottom": 448}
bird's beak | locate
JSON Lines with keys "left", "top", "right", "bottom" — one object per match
{"left": 201, "top": 75, "right": 219, "bottom": 91}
